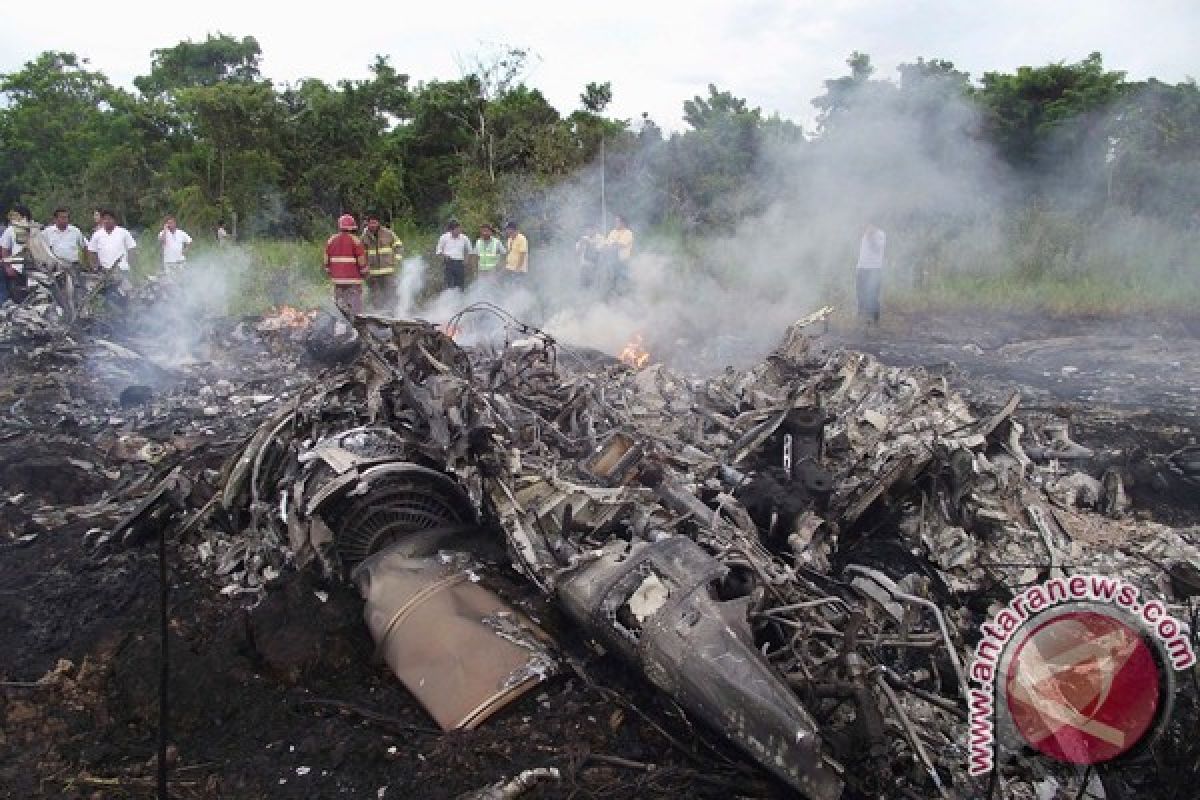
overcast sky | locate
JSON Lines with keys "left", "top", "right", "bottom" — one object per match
{"left": 1, "top": 0, "right": 1196, "bottom": 130}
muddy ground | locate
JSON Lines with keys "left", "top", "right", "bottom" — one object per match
{"left": 1, "top": 308, "right": 1197, "bottom": 799}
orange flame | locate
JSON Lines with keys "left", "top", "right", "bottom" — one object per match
{"left": 258, "top": 305, "right": 316, "bottom": 331}
{"left": 441, "top": 323, "right": 461, "bottom": 340}
{"left": 618, "top": 333, "right": 651, "bottom": 370}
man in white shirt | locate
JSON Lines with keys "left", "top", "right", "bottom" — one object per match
{"left": 855, "top": 223, "right": 886, "bottom": 325}
{"left": 157, "top": 215, "right": 192, "bottom": 274}
{"left": 42, "top": 207, "right": 88, "bottom": 265}
{"left": 434, "top": 219, "right": 473, "bottom": 290}
{"left": 0, "top": 205, "right": 38, "bottom": 304}
{"left": 88, "top": 210, "right": 137, "bottom": 273}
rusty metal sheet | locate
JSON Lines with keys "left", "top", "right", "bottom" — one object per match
{"left": 354, "top": 548, "right": 556, "bottom": 731}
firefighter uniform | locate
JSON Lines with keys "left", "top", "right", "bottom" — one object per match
{"left": 362, "top": 225, "right": 402, "bottom": 311}
{"left": 324, "top": 215, "right": 368, "bottom": 314}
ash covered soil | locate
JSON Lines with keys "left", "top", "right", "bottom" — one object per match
{"left": 1, "top": 307, "right": 1197, "bottom": 799}
{"left": 830, "top": 309, "right": 1200, "bottom": 525}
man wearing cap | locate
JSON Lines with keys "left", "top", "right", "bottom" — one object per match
{"left": 324, "top": 213, "right": 368, "bottom": 314}
{"left": 435, "top": 219, "right": 472, "bottom": 290}
{"left": 503, "top": 221, "right": 528, "bottom": 281}
{"left": 362, "top": 213, "right": 403, "bottom": 311}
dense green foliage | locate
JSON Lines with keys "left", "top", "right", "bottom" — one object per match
{"left": 1, "top": 39, "right": 1197, "bottom": 292}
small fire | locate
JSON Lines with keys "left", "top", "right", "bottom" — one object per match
{"left": 257, "top": 305, "right": 316, "bottom": 332}
{"left": 618, "top": 333, "right": 651, "bottom": 370}
{"left": 441, "top": 323, "right": 461, "bottom": 339}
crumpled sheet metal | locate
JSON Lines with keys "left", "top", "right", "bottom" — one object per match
{"left": 558, "top": 536, "right": 844, "bottom": 799}
{"left": 210, "top": 310, "right": 1200, "bottom": 799}
{"left": 354, "top": 547, "right": 556, "bottom": 731}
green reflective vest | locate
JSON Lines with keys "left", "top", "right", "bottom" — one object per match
{"left": 477, "top": 237, "right": 502, "bottom": 271}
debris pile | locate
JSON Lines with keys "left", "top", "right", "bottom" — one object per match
{"left": 206, "top": 306, "right": 1200, "bottom": 799}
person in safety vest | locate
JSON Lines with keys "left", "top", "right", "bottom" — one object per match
{"left": 362, "top": 212, "right": 403, "bottom": 311}
{"left": 1, "top": 205, "right": 41, "bottom": 304}
{"left": 474, "top": 223, "right": 507, "bottom": 286}
{"left": 324, "top": 213, "right": 368, "bottom": 315}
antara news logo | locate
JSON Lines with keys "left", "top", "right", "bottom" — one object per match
{"left": 967, "top": 573, "right": 1196, "bottom": 776}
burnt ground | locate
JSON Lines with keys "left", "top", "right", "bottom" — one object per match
{"left": 829, "top": 309, "right": 1200, "bottom": 526}
{"left": 1, "top": 307, "right": 1198, "bottom": 800}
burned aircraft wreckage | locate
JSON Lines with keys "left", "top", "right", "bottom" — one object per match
{"left": 149, "top": 303, "right": 1197, "bottom": 800}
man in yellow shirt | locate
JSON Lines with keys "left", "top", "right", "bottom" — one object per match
{"left": 503, "top": 221, "right": 528, "bottom": 280}
{"left": 602, "top": 215, "right": 634, "bottom": 294}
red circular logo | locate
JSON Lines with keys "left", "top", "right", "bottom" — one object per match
{"left": 1003, "top": 609, "right": 1162, "bottom": 765}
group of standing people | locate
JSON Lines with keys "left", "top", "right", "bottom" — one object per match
{"left": 434, "top": 219, "right": 528, "bottom": 290}
{"left": 0, "top": 203, "right": 233, "bottom": 307}
{"left": 321, "top": 211, "right": 641, "bottom": 315}
{"left": 320, "top": 210, "right": 887, "bottom": 325}
{"left": 1, "top": 206, "right": 138, "bottom": 304}
{"left": 575, "top": 214, "right": 634, "bottom": 295}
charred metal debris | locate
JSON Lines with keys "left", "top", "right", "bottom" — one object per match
{"left": 196, "top": 306, "right": 1199, "bottom": 799}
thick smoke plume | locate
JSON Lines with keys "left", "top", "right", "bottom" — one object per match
{"left": 396, "top": 76, "right": 1197, "bottom": 371}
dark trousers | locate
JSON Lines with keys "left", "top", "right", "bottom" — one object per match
{"left": 366, "top": 273, "right": 397, "bottom": 311}
{"left": 2, "top": 268, "right": 28, "bottom": 305}
{"left": 334, "top": 283, "right": 363, "bottom": 315}
{"left": 444, "top": 259, "right": 466, "bottom": 290}
{"left": 856, "top": 268, "right": 881, "bottom": 322}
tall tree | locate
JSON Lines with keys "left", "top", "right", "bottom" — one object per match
{"left": 0, "top": 52, "right": 137, "bottom": 217}
{"left": 135, "top": 33, "right": 263, "bottom": 96}
{"left": 976, "top": 52, "right": 1127, "bottom": 168}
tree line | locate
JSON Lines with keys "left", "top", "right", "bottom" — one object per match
{"left": 1, "top": 35, "right": 1197, "bottom": 243}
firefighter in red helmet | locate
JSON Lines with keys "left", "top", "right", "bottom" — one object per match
{"left": 324, "top": 213, "right": 368, "bottom": 314}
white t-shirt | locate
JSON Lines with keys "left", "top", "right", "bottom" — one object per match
{"left": 435, "top": 232, "right": 473, "bottom": 261}
{"left": 0, "top": 225, "right": 25, "bottom": 256}
{"left": 158, "top": 228, "right": 193, "bottom": 263}
{"left": 88, "top": 226, "right": 137, "bottom": 270}
{"left": 42, "top": 224, "right": 87, "bottom": 262}
{"left": 856, "top": 228, "right": 886, "bottom": 270}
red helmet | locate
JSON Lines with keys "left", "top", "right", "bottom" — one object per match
{"left": 338, "top": 213, "right": 357, "bottom": 231}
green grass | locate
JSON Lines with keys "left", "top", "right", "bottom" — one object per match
{"left": 130, "top": 239, "right": 328, "bottom": 315}
{"left": 889, "top": 271, "right": 1200, "bottom": 315}
{"left": 124, "top": 223, "right": 1200, "bottom": 320}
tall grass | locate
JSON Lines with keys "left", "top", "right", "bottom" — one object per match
{"left": 888, "top": 207, "right": 1200, "bottom": 314}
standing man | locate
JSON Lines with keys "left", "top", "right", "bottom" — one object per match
{"left": 41, "top": 208, "right": 88, "bottom": 319}
{"left": 216, "top": 220, "right": 230, "bottom": 246}
{"left": 503, "top": 221, "right": 528, "bottom": 280}
{"left": 362, "top": 213, "right": 403, "bottom": 311}
{"left": 157, "top": 215, "right": 193, "bottom": 275}
{"left": 87, "top": 210, "right": 137, "bottom": 299}
{"left": 575, "top": 224, "right": 604, "bottom": 288}
{"left": 474, "top": 223, "right": 506, "bottom": 284}
{"left": 0, "top": 205, "right": 38, "bottom": 304}
{"left": 602, "top": 214, "right": 634, "bottom": 294}
{"left": 43, "top": 208, "right": 88, "bottom": 266}
{"left": 324, "top": 213, "right": 368, "bottom": 314}
{"left": 435, "top": 219, "right": 472, "bottom": 290}
{"left": 855, "top": 223, "right": 886, "bottom": 326}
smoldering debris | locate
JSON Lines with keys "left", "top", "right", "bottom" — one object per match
{"left": 182, "top": 305, "right": 1200, "bottom": 799}
{"left": 2, "top": 272, "right": 1196, "bottom": 797}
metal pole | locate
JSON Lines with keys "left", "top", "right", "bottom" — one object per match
{"left": 158, "top": 525, "right": 169, "bottom": 799}
{"left": 600, "top": 137, "right": 607, "bottom": 232}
